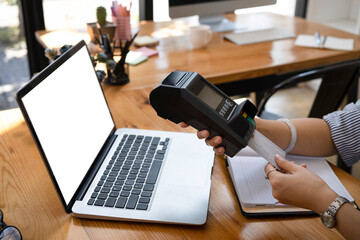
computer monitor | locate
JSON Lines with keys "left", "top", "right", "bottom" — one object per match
{"left": 169, "top": 0, "right": 277, "bottom": 32}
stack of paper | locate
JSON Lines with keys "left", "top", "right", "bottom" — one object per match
{"left": 224, "top": 27, "right": 295, "bottom": 46}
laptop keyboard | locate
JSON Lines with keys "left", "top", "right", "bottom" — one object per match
{"left": 87, "top": 134, "right": 170, "bottom": 210}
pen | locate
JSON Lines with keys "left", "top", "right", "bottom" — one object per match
{"left": 321, "top": 35, "right": 327, "bottom": 47}
{"left": 315, "top": 32, "right": 321, "bottom": 46}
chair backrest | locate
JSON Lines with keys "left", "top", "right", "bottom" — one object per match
{"left": 257, "top": 59, "right": 360, "bottom": 118}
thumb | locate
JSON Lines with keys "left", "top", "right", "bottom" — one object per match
{"left": 275, "top": 154, "right": 299, "bottom": 174}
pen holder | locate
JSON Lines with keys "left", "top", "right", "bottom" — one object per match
{"left": 104, "top": 62, "right": 130, "bottom": 85}
{"left": 113, "top": 16, "right": 131, "bottom": 42}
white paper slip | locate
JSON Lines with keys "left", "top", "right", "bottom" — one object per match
{"left": 125, "top": 51, "right": 148, "bottom": 65}
{"left": 247, "top": 130, "right": 285, "bottom": 169}
{"left": 295, "top": 34, "right": 354, "bottom": 51}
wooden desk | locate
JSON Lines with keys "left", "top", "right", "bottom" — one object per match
{"left": 1, "top": 87, "right": 360, "bottom": 239}
{"left": 36, "top": 12, "right": 360, "bottom": 117}
{"left": 7, "top": 13, "right": 359, "bottom": 238}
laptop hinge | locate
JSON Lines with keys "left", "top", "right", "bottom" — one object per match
{"left": 75, "top": 133, "right": 118, "bottom": 201}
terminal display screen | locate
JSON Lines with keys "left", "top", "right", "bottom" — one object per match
{"left": 196, "top": 84, "right": 224, "bottom": 110}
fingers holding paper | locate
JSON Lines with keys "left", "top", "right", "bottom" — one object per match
{"left": 265, "top": 154, "right": 338, "bottom": 214}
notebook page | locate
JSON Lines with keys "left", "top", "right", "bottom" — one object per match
{"left": 325, "top": 36, "right": 354, "bottom": 51}
{"left": 228, "top": 156, "right": 276, "bottom": 205}
{"left": 287, "top": 155, "right": 354, "bottom": 202}
{"left": 228, "top": 150, "right": 354, "bottom": 206}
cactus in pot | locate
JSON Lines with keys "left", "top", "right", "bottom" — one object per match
{"left": 87, "top": 6, "right": 116, "bottom": 43}
{"left": 96, "top": 6, "right": 107, "bottom": 27}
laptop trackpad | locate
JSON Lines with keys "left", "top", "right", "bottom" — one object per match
{"left": 164, "top": 157, "right": 207, "bottom": 187}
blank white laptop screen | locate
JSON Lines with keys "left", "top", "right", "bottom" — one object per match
{"left": 22, "top": 46, "right": 114, "bottom": 204}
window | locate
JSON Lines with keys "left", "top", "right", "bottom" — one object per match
{"left": 42, "top": 0, "right": 139, "bottom": 30}
{"left": 0, "top": 0, "right": 30, "bottom": 110}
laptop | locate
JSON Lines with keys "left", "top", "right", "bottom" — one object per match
{"left": 16, "top": 40, "right": 214, "bottom": 225}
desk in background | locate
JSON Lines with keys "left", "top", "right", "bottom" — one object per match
{"left": 37, "top": 12, "right": 360, "bottom": 118}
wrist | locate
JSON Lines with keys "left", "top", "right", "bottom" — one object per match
{"left": 320, "top": 196, "right": 351, "bottom": 228}
{"left": 314, "top": 189, "right": 338, "bottom": 214}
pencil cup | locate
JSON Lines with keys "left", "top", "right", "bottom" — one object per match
{"left": 104, "top": 63, "right": 130, "bottom": 85}
{"left": 114, "top": 16, "right": 131, "bottom": 41}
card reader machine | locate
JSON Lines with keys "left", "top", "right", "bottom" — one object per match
{"left": 150, "top": 71, "right": 258, "bottom": 157}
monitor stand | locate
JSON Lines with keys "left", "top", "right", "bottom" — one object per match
{"left": 199, "top": 14, "right": 245, "bottom": 32}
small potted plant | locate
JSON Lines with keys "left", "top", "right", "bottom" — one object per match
{"left": 87, "top": 6, "right": 116, "bottom": 43}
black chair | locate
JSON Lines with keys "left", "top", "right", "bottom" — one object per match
{"left": 257, "top": 59, "right": 360, "bottom": 119}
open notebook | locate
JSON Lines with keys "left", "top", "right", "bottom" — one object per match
{"left": 294, "top": 34, "right": 354, "bottom": 51}
{"left": 227, "top": 147, "right": 354, "bottom": 216}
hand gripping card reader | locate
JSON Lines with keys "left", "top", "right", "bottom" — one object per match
{"left": 149, "top": 71, "right": 257, "bottom": 157}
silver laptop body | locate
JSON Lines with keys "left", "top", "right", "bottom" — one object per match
{"left": 16, "top": 41, "right": 214, "bottom": 225}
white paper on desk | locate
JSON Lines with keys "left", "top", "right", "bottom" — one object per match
{"left": 228, "top": 147, "right": 354, "bottom": 206}
{"left": 295, "top": 34, "right": 354, "bottom": 51}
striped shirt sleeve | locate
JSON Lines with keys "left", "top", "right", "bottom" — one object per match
{"left": 323, "top": 100, "right": 360, "bottom": 167}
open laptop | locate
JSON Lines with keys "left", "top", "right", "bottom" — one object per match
{"left": 16, "top": 40, "right": 214, "bottom": 225}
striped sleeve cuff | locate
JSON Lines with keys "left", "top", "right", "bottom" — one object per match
{"left": 323, "top": 101, "right": 360, "bottom": 167}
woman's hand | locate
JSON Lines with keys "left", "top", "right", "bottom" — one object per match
{"left": 179, "top": 122, "right": 225, "bottom": 155}
{"left": 265, "top": 154, "right": 338, "bottom": 214}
